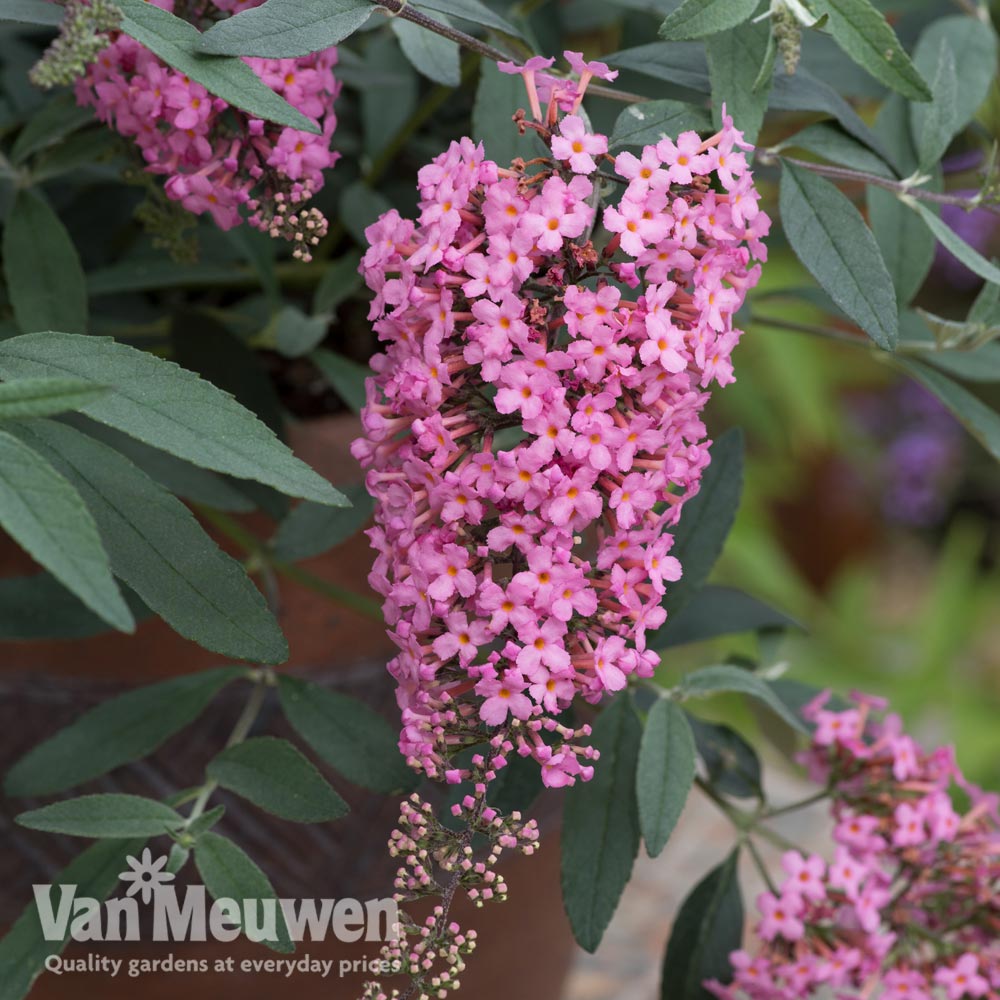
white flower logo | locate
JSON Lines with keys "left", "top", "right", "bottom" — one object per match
{"left": 118, "top": 849, "right": 175, "bottom": 904}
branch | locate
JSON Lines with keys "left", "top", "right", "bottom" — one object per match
{"left": 761, "top": 152, "right": 1000, "bottom": 217}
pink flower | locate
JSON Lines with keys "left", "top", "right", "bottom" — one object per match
{"left": 935, "top": 955, "right": 989, "bottom": 1000}
{"left": 756, "top": 892, "right": 804, "bottom": 942}
{"left": 551, "top": 115, "right": 608, "bottom": 174}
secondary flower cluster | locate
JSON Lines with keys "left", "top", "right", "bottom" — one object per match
{"left": 74, "top": 0, "right": 338, "bottom": 257}
{"left": 710, "top": 692, "right": 1000, "bottom": 1000}
{"left": 352, "top": 52, "right": 769, "bottom": 789}
{"left": 362, "top": 737, "right": 539, "bottom": 1000}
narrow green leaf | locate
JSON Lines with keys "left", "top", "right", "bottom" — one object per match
{"left": 896, "top": 358, "right": 1000, "bottom": 463}
{"left": 187, "top": 804, "right": 226, "bottom": 839}
{"left": 8, "top": 419, "right": 289, "bottom": 664}
{"left": 311, "top": 348, "right": 370, "bottom": 414}
{"left": 0, "top": 428, "right": 132, "bottom": 632}
{"left": 658, "top": 0, "right": 760, "bottom": 40}
{"left": 561, "top": 694, "right": 642, "bottom": 953}
{"left": 88, "top": 260, "right": 250, "bottom": 296}
{"left": 3, "top": 190, "right": 87, "bottom": 335}
{"left": 610, "top": 100, "right": 712, "bottom": 149}
{"left": 0, "top": 573, "right": 146, "bottom": 641}
{"left": 911, "top": 15, "right": 997, "bottom": 169}
{"left": 274, "top": 306, "right": 329, "bottom": 359}
{"left": 681, "top": 664, "right": 809, "bottom": 734}
{"left": 116, "top": 0, "right": 319, "bottom": 133}
{"left": 0, "top": 839, "right": 145, "bottom": 1000}
{"left": 5, "top": 668, "right": 242, "bottom": 797}
{"left": 0, "top": 333, "right": 345, "bottom": 506}
{"left": 911, "top": 39, "right": 958, "bottom": 170}
{"left": 10, "top": 94, "right": 93, "bottom": 164}
{"left": 654, "top": 585, "right": 799, "bottom": 649}
{"left": 812, "top": 0, "right": 931, "bottom": 101}
{"left": 659, "top": 851, "right": 743, "bottom": 1000}
{"left": 199, "top": 0, "right": 372, "bottom": 58}
{"left": 925, "top": 344, "right": 1000, "bottom": 383}
{"left": 416, "top": 0, "right": 521, "bottom": 36}
{"left": 206, "top": 736, "right": 349, "bottom": 822}
{"left": 689, "top": 716, "right": 762, "bottom": 799}
{"left": 903, "top": 197, "right": 1000, "bottom": 287}
{"left": 272, "top": 484, "right": 373, "bottom": 562}
{"left": 0, "top": 378, "right": 106, "bottom": 419}
{"left": 392, "top": 17, "right": 460, "bottom": 86}
{"left": 277, "top": 676, "right": 416, "bottom": 793}
{"left": 313, "top": 252, "right": 363, "bottom": 315}
{"left": 663, "top": 428, "right": 744, "bottom": 618}
{"left": 0, "top": 0, "right": 61, "bottom": 24}
{"left": 194, "top": 832, "right": 293, "bottom": 953}
{"left": 705, "top": 17, "right": 771, "bottom": 145}
{"left": 779, "top": 161, "right": 898, "bottom": 350}
{"left": 784, "top": 122, "right": 894, "bottom": 178}
{"left": 16, "top": 794, "right": 183, "bottom": 838}
{"left": 75, "top": 419, "right": 255, "bottom": 513}
{"left": 473, "top": 60, "right": 538, "bottom": 167}
{"left": 636, "top": 699, "right": 695, "bottom": 857}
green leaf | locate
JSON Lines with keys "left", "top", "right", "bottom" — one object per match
{"left": 273, "top": 306, "right": 329, "bottom": 359}
{"left": 16, "top": 794, "right": 184, "bottom": 838}
{"left": 0, "top": 378, "right": 107, "bottom": 419}
{"left": 705, "top": 16, "right": 771, "bottom": 145}
{"left": 654, "top": 585, "right": 800, "bottom": 649}
{"left": 272, "top": 484, "right": 373, "bottom": 562}
{"left": 338, "top": 181, "right": 393, "bottom": 245}
{"left": 313, "top": 252, "right": 363, "bottom": 315}
{"left": 194, "top": 832, "right": 293, "bottom": 953}
{"left": 811, "top": 0, "right": 930, "bottom": 101}
{"left": 187, "top": 804, "right": 226, "bottom": 839}
{"left": 416, "top": 0, "right": 521, "bottom": 36}
{"left": 0, "top": 0, "right": 63, "bottom": 25}
{"left": 0, "top": 333, "right": 345, "bottom": 506}
{"left": 5, "top": 668, "right": 242, "bottom": 797}
{"left": 688, "top": 716, "right": 762, "bottom": 799}
{"left": 116, "top": 0, "right": 319, "bottom": 133}
{"left": 87, "top": 260, "right": 250, "bottom": 296}
{"left": 663, "top": 428, "right": 744, "bottom": 619}
{"left": 561, "top": 694, "right": 641, "bottom": 953}
{"left": 610, "top": 100, "right": 712, "bottom": 149}
{"left": 779, "top": 161, "right": 898, "bottom": 350}
{"left": 310, "top": 348, "right": 370, "bottom": 414}
{"left": 0, "top": 573, "right": 146, "bottom": 641}
{"left": 895, "top": 358, "right": 1000, "bottom": 463}
{"left": 784, "top": 122, "right": 894, "bottom": 178}
{"left": 3, "top": 190, "right": 87, "bottom": 335}
{"left": 0, "top": 839, "right": 145, "bottom": 1000}
{"left": 911, "top": 38, "right": 957, "bottom": 170}
{"left": 8, "top": 419, "right": 289, "bottom": 663}
{"left": 911, "top": 16, "right": 997, "bottom": 168}
{"left": 360, "top": 33, "right": 417, "bottom": 160}
{"left": 473, "top": 60, "right": 538, "bottom": 167}
{"left": 206, "top": 736, "right": 349, "bottom": 822}
{"left": 658, "top": 0, "right": 760, "bottom": 40}
{"left": 681, "top": 664, "right": 809, "bottom": 734}
{"left": 392, "top": 16, "right": 460, "bottom": 87}
{"left": 199, "top": 0, "right": 372, "bottom": 58}
{"left": 659, "top": 851, "right": 742, "bottom": 1000}
{"left": 75, "top": 420, "right": 255, "bottom": 513}
{"left": 10, "top": 94, "right": 93, "bottom": 164}
{"left": 277, "top": 676, "right": 417, "bottom": 793}
{"left": 0, "top": 428, "right": 132, "bottom": 632}
{"left": 636, "top": 698, "right": 695, "bottom": 857}
{"left": 925, "top": 344, "right": 1000, "bottom": 383}
{"left": 903, "top": 197, "right": 1000, "bottom": 287}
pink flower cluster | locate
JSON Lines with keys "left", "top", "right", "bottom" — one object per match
{"left": 711, "top": 692, "right": 1000, "bottom": 1000}
{"left": 352, "top": 53, "right": 768, "bottom": 789}
{"left": 76, "top": 0, "right": 339, "bottom": 258}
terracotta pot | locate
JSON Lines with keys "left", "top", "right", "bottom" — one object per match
{"left": 0, "top": 414, "right": 576, "bottom": 1000}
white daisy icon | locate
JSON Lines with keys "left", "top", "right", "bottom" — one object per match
{"left": 118, "top": 849, "right": 175, "bottom": 904}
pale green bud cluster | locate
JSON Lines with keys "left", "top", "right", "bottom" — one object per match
{"left": 29, "top": 0, "right": 122, "bottom": 90}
